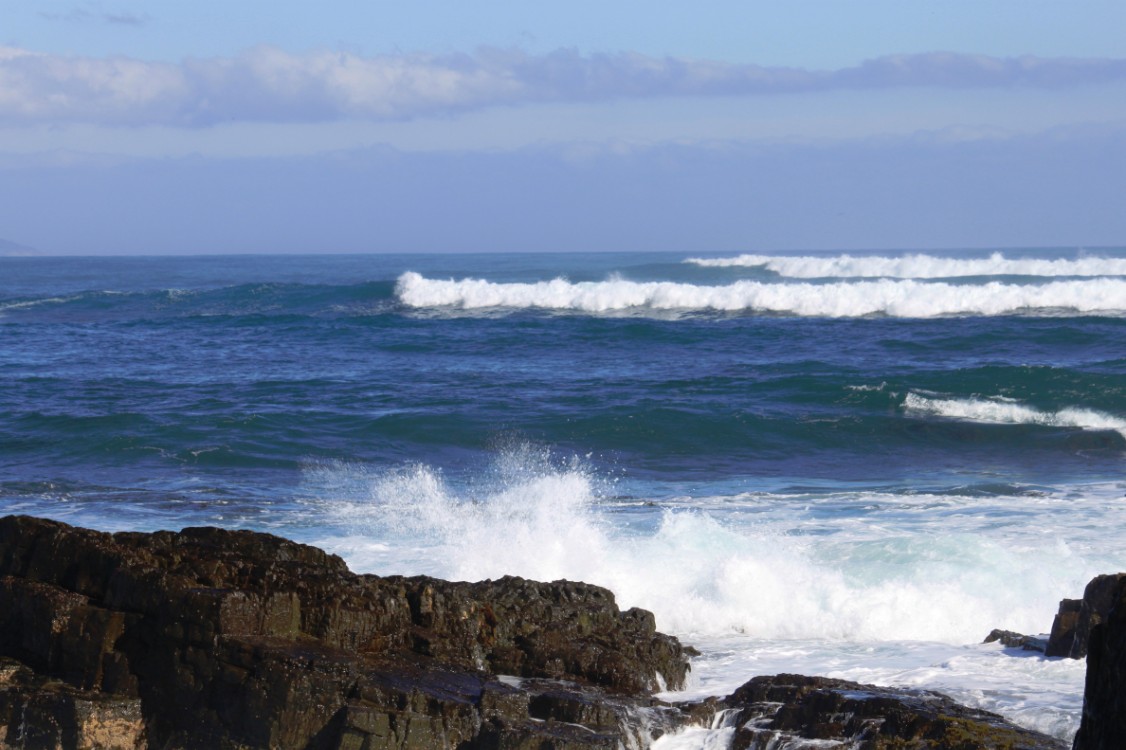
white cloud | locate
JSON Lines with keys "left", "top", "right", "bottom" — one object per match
{"left": 0, "top": 47, "right": 186, "bottom": 123}
{"left": 1, "top": 46, "right": 1124, "bottom": 127}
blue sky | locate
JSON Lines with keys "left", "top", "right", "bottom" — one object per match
{"left": 1, "top": 1, "right": 1125, "bottom": 253}
{"left": 10, "top": 1, "right": 1126, "bottom": 66}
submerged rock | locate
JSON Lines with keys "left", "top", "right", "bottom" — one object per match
{"left": 713, "top": 674, "right": 1065, "bottom": 750}
{"left": 0, "top": 515, "right": 1070, "bottom": 749}
{"left": 984, "top": 628, "right": 1048, "bottom": 653}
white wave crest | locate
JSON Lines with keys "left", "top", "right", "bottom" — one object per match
{"left": 0, "top": 295, "right": 78, "bottom": 315}
{"left": 396, "top": 271, "right": 1126, "bottom": 317}
{"left": 904, "top": 393, "right": 1126, "bottom": 438}
{"left": 685, "top": 252, "right": 1126, "bottom": 278}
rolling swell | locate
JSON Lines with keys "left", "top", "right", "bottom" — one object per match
{"left": 0, "top": 280, "right": 399, "bottom": 323}
{"left": 3, "top": 252, "right": 1124, "bottom": 519}
{"left": 4, "top": 358, "right": 1120, "bottom": 493}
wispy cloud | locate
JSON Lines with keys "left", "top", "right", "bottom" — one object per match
{"left": 38, "top": 9, "right": 92, "bottom": 22}
{"left": 103, "top": 12, "right": 149, "bottom": 26}
{"left": 39, "top": 8, "right": 150, "bottom": 26}
{"left": 1, "top": 46, "right": 1124, "bottom": 127}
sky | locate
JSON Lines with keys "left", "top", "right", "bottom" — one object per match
{"left": 1, "top": 1, "right": 1125, "bottom": 254}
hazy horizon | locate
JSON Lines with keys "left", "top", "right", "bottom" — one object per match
{"left": 2, "top": 2, "right": 1124, "bottom": 254}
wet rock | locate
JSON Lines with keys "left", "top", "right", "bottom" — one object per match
{"left": 1045, "top": 574, "right": 1126, "bottom": 659}
{"left": 1072, "top": 576, "right": 1126, "bottom": 750}
{"left": 984, "top": 628, "right": 1048, "bottom": 653}
{"left": 716, "top": 674, "right": 1066, "bottom": 750}
{"left": 1045, "top": 599, "right": 1083, "bottom": 658}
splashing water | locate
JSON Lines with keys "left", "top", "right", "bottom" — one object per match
{"left": 300, "top": 446, "right": 1119, "bottom": 643}
{"left": 297, "top": 445, "right": 1120, "bottom": 741}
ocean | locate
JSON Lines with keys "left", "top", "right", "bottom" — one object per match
{"left": 2, "top": 248, "right": 1124, "bottom": 743}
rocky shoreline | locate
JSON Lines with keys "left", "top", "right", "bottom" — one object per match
{"left": 0, "top": 514, "right": 1119, "bottom": 749}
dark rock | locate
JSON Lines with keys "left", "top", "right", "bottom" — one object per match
{"left": 1072, "top": 576, "right": 1126, "bottom": 750}
{"left": 0, "top": 656, "right": 145, "bottom": 749}
{"left": 1046, "top": 599, "right": 1082, "bottom": 658}
{"left": 984, "top": 628, "right": 1048, "bottom": 653}
{"left": 1045, "top": 575, "right": 1126, "bottom": 659}
{"left": 0, "top": 515, "right": 689, "bottom": 748}
{"left": 717, "top": 674, "right": 1065, "bottom": 750}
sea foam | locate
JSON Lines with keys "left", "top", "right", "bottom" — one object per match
{"left": 396, "top": 272, "right": 1126, "bottom": 317}
{"left": 684, "top": 251, "right": 1126, "bottom": 278}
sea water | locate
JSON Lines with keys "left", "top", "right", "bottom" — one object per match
{"left": 2, "top": 248, "right": 1124, "bottom": 743}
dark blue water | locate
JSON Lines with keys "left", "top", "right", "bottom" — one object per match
{"left": 1, "top": 251, "right": 1124, "bottom": 529}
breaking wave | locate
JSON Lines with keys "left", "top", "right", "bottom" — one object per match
{"left": 300, "top": 446, "right": 1112, "bottom": 645}
{"left": 684, "top": 252, "right": 1126, "bottom": 278}
{"left": 904, "top": 393, "right": 1126, "bottom": 439}
{"left": 396, "top": 272, "right": 1126, "bottom": 317}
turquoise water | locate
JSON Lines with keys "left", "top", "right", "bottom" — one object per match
{"left": 2, "top": 248, "right": 1124, "bottom": 740}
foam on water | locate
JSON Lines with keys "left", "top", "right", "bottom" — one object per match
{"left": 395, "top": 272, "right": 1126, "bottom": 317}
{"left": 650, "top": 710, "right": 739, "bottom": 750}
{"left": 302, "top": 447, "right": 1124, "bottom": 641}
{"left": 665, "top": 636, "right": 1087, "bottom": 741}
{"left": 684, "top": 251, "right": 1126, "bottom": 278}
{"left": 904, "top": 392, "right": 1126, "bottom": 439}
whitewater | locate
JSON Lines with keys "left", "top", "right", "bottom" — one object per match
{"left": 2, "top": 248, "right": 1124, "bottom": 745}
{"left": 299, "top": 450, "right": 1118, "bottom": 741}
{"left": 396, "top": 271, "right": 1126, "bottom": 317}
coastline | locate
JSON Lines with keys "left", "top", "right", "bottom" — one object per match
{"left": 4, "top": 250, "right": 1125, "bottom": 747}
{"left": 2, "top": 514, "right": 1112, "bottom": 749}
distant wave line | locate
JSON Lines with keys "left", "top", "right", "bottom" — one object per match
{"left": 395, "top": 272, "right": 1126, "bottom": 318}
{"left": 684, "top": 252, "right": 1126, "bottom": 278}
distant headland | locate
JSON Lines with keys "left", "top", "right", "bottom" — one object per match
{"left": 0, "top": 238, "right": 39, "bottom": 256}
